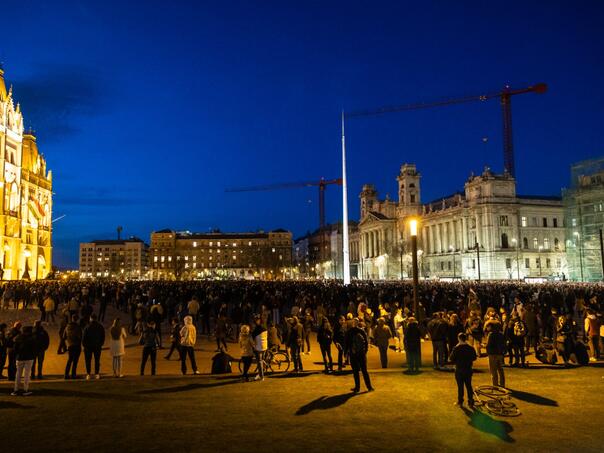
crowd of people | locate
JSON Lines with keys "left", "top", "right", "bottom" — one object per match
{"left": 0, "top": 279, "right": 602, "bottom": 401}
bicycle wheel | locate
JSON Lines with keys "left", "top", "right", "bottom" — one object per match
{"left": 268, "top": 351, "right": 291, "bottom": 373}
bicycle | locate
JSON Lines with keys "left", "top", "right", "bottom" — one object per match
{"left": 473, "top": 385, "right": 521, "bottom": 417}
{"left": 238, "top": 347, "right": 291, "bottom": 375}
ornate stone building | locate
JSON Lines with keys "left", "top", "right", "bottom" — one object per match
{"left": 0, "top": 67, "right": 52, "bottom": 280}
{"left": 359, "top": 164, "right": 567, "bottom": 280}
{"left": 150, "top": 229, "right": 292, "bottom": 280}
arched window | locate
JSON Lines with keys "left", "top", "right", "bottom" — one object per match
{"left": 501, "top": 233, "right": 509, "bottom": 249}
{"left": 533, "top": 238, "right": 538, "bottom": 249}
{"left": 523, "top": 237, "right": 529, "bottom": 249}
{"left": 554, "top": 238, "right": 560, "bottom": 251}
{"left": 544, "top": 237, "right": 550, "bottom": 249}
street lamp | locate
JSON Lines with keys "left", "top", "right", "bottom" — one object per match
{"left": 409, "top": 218, "right": 419, "bottom": 316}
{"left": 511, "top": 238, "right": 520, "bottom": 281}
{"left": 538, "top": 245, "right": 543, "bottom": 277}
{"left": 574, "top": 232, "right": 584, "bottom": 282}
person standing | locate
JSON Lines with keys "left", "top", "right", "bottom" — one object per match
{"left": 6, "top": 322, "right": 22, "bottom": 381}
{"left": 187, "top": 296, "right": 200, "bottom": 325}
{"left": 345, "top": 318, "right": 374, "bottom": 393}
{"left": 180, "top": 315, "right": 200, "bottom": 375}
{"left": 63, "top": 315, "right": 83, "bottom": 379}
{"left": 239, "top": 324, "right": 255, "bottom": 381}
{"left": 485, "top": 321, "right": 506, "bottom": 388}
{"left": 404, "top": 317, "right": 422, "bottom": 372}
{"left": 43, "top": 294, "right": 56, "bottom": 324}
{"left": 110, "top": 318, "right": 127, "bottom": 377}
{"left": 509, "top": 315, "right": 527, "bottom": 367}
{"left": 252, "top": 315, "right": 268, "bottom": 380}
{"left": 31, "top": 321, "right": 49, "bottom": 379}
{"left": 287, "top": 316, "right": 304, "bottom": 373}
{"left": 373, "top": 317, "right": 392, "bottom": 369}
{"left": 449, "top": 333, "right": 477, "bottom": 408}
{"left": 12, "top": 326, "right": 37, "bottom": 396}
{"left": 0, "top": 323, "right": 8, "bottom": 379}
{"left": 83, "top": 314, "right": 105, "bottom": 380}
{"left": 164, "top": 318, "right": 181, "bottom": 360}
{"left": 317, "top": 317, "right": 334, "bottom": 373}
{"left": 333, "top": 315, "right": 347, "bottom": 371}
{"left": 585, "top": 309, "right": 601, "bottom": 361}
{"left": 140, "top": 321, "right": 160, "bottom": 376}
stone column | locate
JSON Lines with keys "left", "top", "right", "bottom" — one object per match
{"left": 462, "top": 216, "right": 468, "bottom": 250}
{"left": 443, "top": 222, "right": 449, "bottom": 252}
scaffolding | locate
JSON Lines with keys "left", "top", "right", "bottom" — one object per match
{"left": 563, "top": 157, "right": 604, "bottom": 281}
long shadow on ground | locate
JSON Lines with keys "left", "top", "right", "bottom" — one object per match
{"left": 21, "top": 388, "right": 143, "bottom": 402}
{"left": 295, "top": 393, "right": 358, "bottom": 415}
{"left": 137, "top": 378, "right": 241, "bottom": 394}
{"left": 509, "top": 389, "right": 558, "bottom": 406}
{"left": 461, "top": 407, "right": 515, "bottom": 443}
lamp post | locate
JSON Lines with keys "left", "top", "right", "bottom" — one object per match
{"left": 449, "top": 245, "right": 456, "bottom": 278}
{"left": 511, "top": 238, "right": 520, "bottom": 281}
{"left": 538, "top": 245, "right": 543, "bottom": 277}
{"left": 475, "top": 242, "right": 481, "bottom": 281}
{"left": 574, "top": 232, "right": 584, "bottom": 282}
{"left": 409, "top": 218, "right": 419, "bottom": 316}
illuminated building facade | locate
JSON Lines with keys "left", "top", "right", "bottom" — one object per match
{"left": 359, "top": 164, "right": 567, "bottom": 280}
{"left": 0, "top": 67, "right": 52, "bottom": 280}
{"left": 79, "top": 238, "right": 149, "bottom": 279}
{"left": 150, "top": 229, "right": 292, "bottom": 280}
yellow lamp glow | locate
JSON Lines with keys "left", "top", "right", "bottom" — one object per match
{"left": 409, "top": 218, "right": 418, "bottom": 237}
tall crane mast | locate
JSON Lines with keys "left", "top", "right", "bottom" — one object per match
{"left": 226, "top": 177, "right": 342, "bottom": 231}
{"left": 346, "top": 83, "right": 547, "bottom": 177}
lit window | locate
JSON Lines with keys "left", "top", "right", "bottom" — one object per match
{"left": 193, "top": 241, "right": 197, "bottom": 247}
{"left": 533, "top": 238, "right": 538, "bottom": 249}
{"left": 248, "top": 241, "right": 252, "bottom": 246}
{"left": 233, "top": 255, "right": 236, "bottom": 260}
{"left": 272, "top": 248, "right": 275, "bottom": 253}
{"left": 210, "top": 241, "right": 213, "bottom": 246}
{"left": 217, "top": 242, "right": 221, "bottom": 247}
{"left": 154, "top": 256, "right": 158, "bottom": 263}
{"left": 161, "top": 256, "right": 165, "bottom": 262}
{"left": 185, "top": 256, "right": 189, "bottom": 261}
{"left": 233, "top": 242, "right": 237, "bottom": 247}
{"left": 521, "top": 216, "right": 527, "bottom": 227}
{"left": 209, "top": 256, "right": 213, "bottom": 260}
{"left": 544, "top": 238, "right": 550, "bottom": 249}
{"left": 168, "top": 256, "right": 172, "bottom": 262}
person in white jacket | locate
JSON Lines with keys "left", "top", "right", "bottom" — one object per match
{"left": 180, "top": 316, "right": 200, "bottom": 375}
{"left": 252, "top": 315, "right": 268, "bottom": 381}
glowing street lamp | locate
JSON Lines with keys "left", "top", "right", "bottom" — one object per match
{"left": 574, "top": 232, "right": 584, "bottom": 282}
{"left": 409, "top": 218, "right": 419, "bottom": 316}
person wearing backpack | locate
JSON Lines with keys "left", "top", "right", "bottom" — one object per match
{"left": 139, "top": 321, "right": 160, "bottom": 376}
{"left": 345, "top": 318, "right": 374, "bottom": 393}
{"left": 317, "top": 317, "right": 334, "bottom": 373}
{"left": 509, "top": 315, "right": 527, "bottom": 367}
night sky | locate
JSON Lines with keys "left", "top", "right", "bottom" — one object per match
{"left": 1, "top": 0, "right": 603, "bottom": 268}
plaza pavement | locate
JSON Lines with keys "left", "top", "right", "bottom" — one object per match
{"left": 1, "top": 305, "right": 603, "bottom": 452}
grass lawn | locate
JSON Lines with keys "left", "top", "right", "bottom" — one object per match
{"left": 1, "top": 363, "right": 602, "bottom": 452}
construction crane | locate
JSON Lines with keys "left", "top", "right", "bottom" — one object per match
{"left": 226, "top": 178, "right": 342, "bottom": 231}
{"left": 346, "top": 83, "right": 547, "bottom": 177}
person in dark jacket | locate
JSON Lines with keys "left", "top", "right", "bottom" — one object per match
{"left": 485, "top": 321, "right": 506, "bottom": 388}
{"left": 6, "top": 322, "right": 22, "bottom": 381}
{"left": 12, "top": 326, "right": 37, "bottom": 396}
{"left": 428, "top": 313, "right": 449, "bottom": 369}
{"left": 345, "top": 318, "right": 374, "bottom": 393}
{"left": 31, "top": 321, "right": 50, "bottom": 379}
{"left": 333, "top": 315, "right": 347, "bottom": 371}
{"left": 317, "top": 317, "right": 334, "bottom": 373}
{"left": 287, "top": 316, "right": 304, "bottom": 372}
{"left": 63, "top": 315, "right": 83, "bottom": 379}
{"left": 404, "top": 317, "right": 422, "bottom": 372}
{"left": 140, "top": 321, "right": 160, "bottom": 375}
{"left": 0, "top": 323, "right": 7, "bottom": 379}
{"left": 164, "top": 318, "right": 181, "bottom": 360}
{"left": 83, "top": 314, "right": 105, "bottom": 379}
{"left": 449, "top": 333, "right": 477, "bottom": 408}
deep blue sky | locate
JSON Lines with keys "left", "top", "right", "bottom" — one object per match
{"left": 2, "top": 0, "right": 603, "bottom": 268}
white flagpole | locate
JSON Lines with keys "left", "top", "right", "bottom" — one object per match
{"left": 342, "top": 111, "right": 351, "bottom": 285}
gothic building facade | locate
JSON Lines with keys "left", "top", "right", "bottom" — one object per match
{"left": 0, "top": 68, "right": 52, "bottom": 280}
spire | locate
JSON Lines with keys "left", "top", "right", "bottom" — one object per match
{"left": 0, "top": 65, "right": 6, "bottom": 101}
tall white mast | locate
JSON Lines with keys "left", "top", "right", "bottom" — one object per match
{"left": 341, "top": 111, "right": 351, "bottom": 284}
